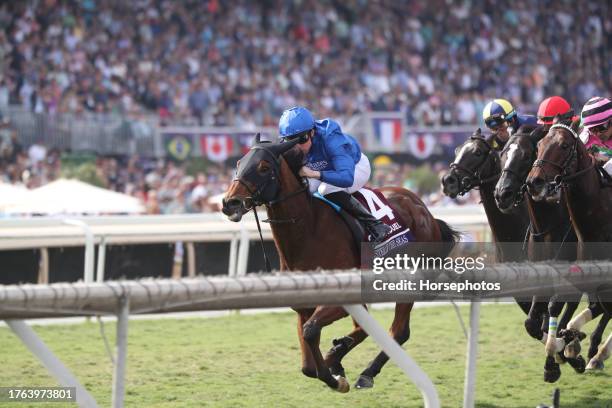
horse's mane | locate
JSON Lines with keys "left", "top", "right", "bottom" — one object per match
{"left": 281, "top": 145, "right": 306, "bottom": 177}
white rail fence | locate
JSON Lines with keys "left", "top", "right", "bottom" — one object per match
{"left": 0, "top": 205, "right": 490, "bottom": 284}
{"left": 2, "top": 262, "right": 611, "bottom": 408}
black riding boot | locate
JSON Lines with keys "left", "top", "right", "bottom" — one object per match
{"left": 325, "top": 191, "right": 392, "bottom": 242}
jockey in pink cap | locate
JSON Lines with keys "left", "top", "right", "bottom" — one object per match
{"left": 579, "top": 96, "right": 612, "bottom": 174}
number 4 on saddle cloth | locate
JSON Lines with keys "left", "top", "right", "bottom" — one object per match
{"left": 314, "top": 187, "right": 415, "bottom": 258}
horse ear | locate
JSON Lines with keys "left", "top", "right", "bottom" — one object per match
{"left": 529, "top": 125, "right": 547, "bottom": 142}
{"left": 473, "top": 128, "right": 482, "bottom": 138}
{"left": 252, "top": 133, "right": 262, "bottom": 146}
{"left": 275, "top": 137, "right": 300, "bottom": 155}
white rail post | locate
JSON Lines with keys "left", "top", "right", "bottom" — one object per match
{"left": 236, "top": 224, "right": 250, "bottom": 277}
{"left": 186, "top": 242, "right": 196, "bottom": 277}
{"left": 96, "top": 236, "right": 106, "bottom": 283}
{"left": 62, "top": 219, "right": 95, "bottom": 283}
{"left": 6, "top": 320, "right": 99, "bottom": 408}
{"left": 228, "top": 233, "right": 239, "bottom": 277}
{"left": 38, "top": 248, "right": 49, "bottom": 284}
{"left": 112, "top": 295, "right": 129, "bottom": 408}
{"left": 463, "top": 301, "right": 481, "bottom": 408}
{"left": 344, "top": 304, "right": 440, "bottom": 408}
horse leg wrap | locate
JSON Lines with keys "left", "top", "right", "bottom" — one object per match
{"left": 524, "top": 317, "right": 544, "bottom": 340}
{"left": 568, "top": 309, "right": 592, "bottom": 331}
{"left": 327, "top": 336, "right": 354, "bottom": 359}
{"left": 302, "top": 320, "right": 321, "bottom": 343}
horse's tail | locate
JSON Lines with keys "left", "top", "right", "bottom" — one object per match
{"left": 435, "top": 218, "right": 461, "bottom": 256}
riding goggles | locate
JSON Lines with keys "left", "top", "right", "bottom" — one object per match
{"left": 590, "top": 119, "right": 611, "bottom": 135}
{"left": 281, "top": 133, "right": 310, "bottom": 144}
{"left": 484, "top": 114, "right": 507, "bottom": 130}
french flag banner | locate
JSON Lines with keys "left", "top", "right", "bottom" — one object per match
{"left": 373, "top": 118, "right": 403, "bottom": 150}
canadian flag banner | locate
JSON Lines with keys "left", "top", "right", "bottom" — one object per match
{"left": 200, "top": 134, "right": 234, "bottom": 162}
{"left": 407, "top": 132, "right": 436, "bottom": 160}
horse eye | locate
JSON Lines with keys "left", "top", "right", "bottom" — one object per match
{"left": 257, "top": 162, "right": 270, "bottom": 174}
{"left": 561, "top": 143, "right": 569, "bottom": 149}
{"left": 475, "top": 150, "right": 482, "bottom": 156}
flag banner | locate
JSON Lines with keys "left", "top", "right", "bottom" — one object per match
{"left": 200, "top": 134, "right": 234, "bottom": 162}
{"left": 407, "top": 132, "right": 436, "bottom": 160}
{"left": 372, "top": 118, "right": 403, "bottom": 150}
{"left": 163, "top": 133, "right": 193, "bottom": 161}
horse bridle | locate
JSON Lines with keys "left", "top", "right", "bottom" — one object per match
{"left": 233, "top": 145, "right": 282, "bottom": 209}
{"left": 231, "top": 142, "right": 308, "bottom": 272}
{"left": 233, "top": 144, "right": 308, "bottom": 209}
{"left": 531, "top": 123, "right": 593, "bottom": 193}
{"left": 450, "top": 136, "right": 500, "bottom": 195}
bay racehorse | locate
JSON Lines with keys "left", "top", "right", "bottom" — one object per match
{"left": 222, "top": 135, "right": 460, "bottom": 392}
{"left": 494, "top": 127, "right": 585, "bottom": 381}
{"left": 526, "top": 119, "right": 612, "bottom": 371}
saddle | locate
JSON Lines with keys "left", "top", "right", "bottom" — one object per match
{"left": 314, "top": 187, "right": 414, "bottom": 257}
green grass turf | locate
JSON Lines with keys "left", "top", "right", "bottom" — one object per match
{"left": 0, "top": 304, "right": 610, "bottom": 408}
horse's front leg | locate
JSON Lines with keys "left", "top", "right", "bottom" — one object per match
{"left": 355, "top": 302, "right": 413, "bottom": 389}
{"left": 302, "top": 306, "right": 350, "bottom": 392}
{"left": 294, "top": 308, "right": 317, "bottom": 378}
{"left": 324, "top": 315, "right": 369, "bottom": 378}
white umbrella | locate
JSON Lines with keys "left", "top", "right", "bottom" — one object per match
{"left": 5, "top": 179, "right": 145, "bottom": 215}
{"left": 0, "top": 183, "right": 31, "bottom": 213}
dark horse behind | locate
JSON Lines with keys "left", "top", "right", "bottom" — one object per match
{"left": 222, "top": 135, "right": 460, "bottom": 392}
{"left": 526, "top": 119, "right": 612, "bottom": 372}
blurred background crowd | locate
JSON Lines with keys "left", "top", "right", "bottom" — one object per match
{"left": 0, "top": 0, "right": 609, "bottom": 213}
{"left": 2, "top": 0, "right": 609, "bottom": 125}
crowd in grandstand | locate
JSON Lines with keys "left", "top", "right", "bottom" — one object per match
{"left": 0, "top": 0, "right": 609, "bottom": 213}
{"left": 1, "top": 0, "right": 610, "bottom": 126}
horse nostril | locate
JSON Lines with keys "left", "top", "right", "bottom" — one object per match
{"left": 526, "top": 177, "right": 545, "bottom": 194}
{"left": 225, "top": 198, "right": 243, "bottom": 209}
{"left": 500, "top": 190, "right": 513, "bottom": 202}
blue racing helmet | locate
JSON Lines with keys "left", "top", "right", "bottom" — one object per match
{"left": 279, "top": 106, "right": 315, "bottom": 138}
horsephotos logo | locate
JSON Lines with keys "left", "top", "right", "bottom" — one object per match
{"left": 360, "top": 242, "right": 501, "bottom": 300}
{"left": 360, "top": 242, "right": 612, "bottom": 302}
{"left": 369, "top": 252, "right": 499, "bottom": 295}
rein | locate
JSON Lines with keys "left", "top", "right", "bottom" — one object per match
{"left": 531, "top": 123, "right": 595, "bottom": 193}
{"left": 232, "top": 142, "right": 310, "bottom": 271}
{"left": 450, "top": 137, "right": 500, "bottom": 195}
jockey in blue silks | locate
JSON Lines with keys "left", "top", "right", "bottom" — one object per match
{"left": 278, "top": 106, "right": 391, "bottom": 242}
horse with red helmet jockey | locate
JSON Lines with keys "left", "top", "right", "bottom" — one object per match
{"left": 526, "top": 114, "right": 612, "bottom": 374}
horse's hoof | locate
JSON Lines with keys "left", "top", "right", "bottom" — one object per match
{"left": 544, "top": 356, "right": 561, "bottom": 383}
{"left": 567, "top": 355, "right": 586, "bottom": 374}
{"left": 586, "top": 358, "right": 604, "bottom": 371}
{"left": 564, "top": 337, "right": 582, "bottom": 359}
{"left": 354, "top": 374, "right": 374, "bottom": 389}
{"left": 333, "top": 375, "right": 350, "bottom": 393}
